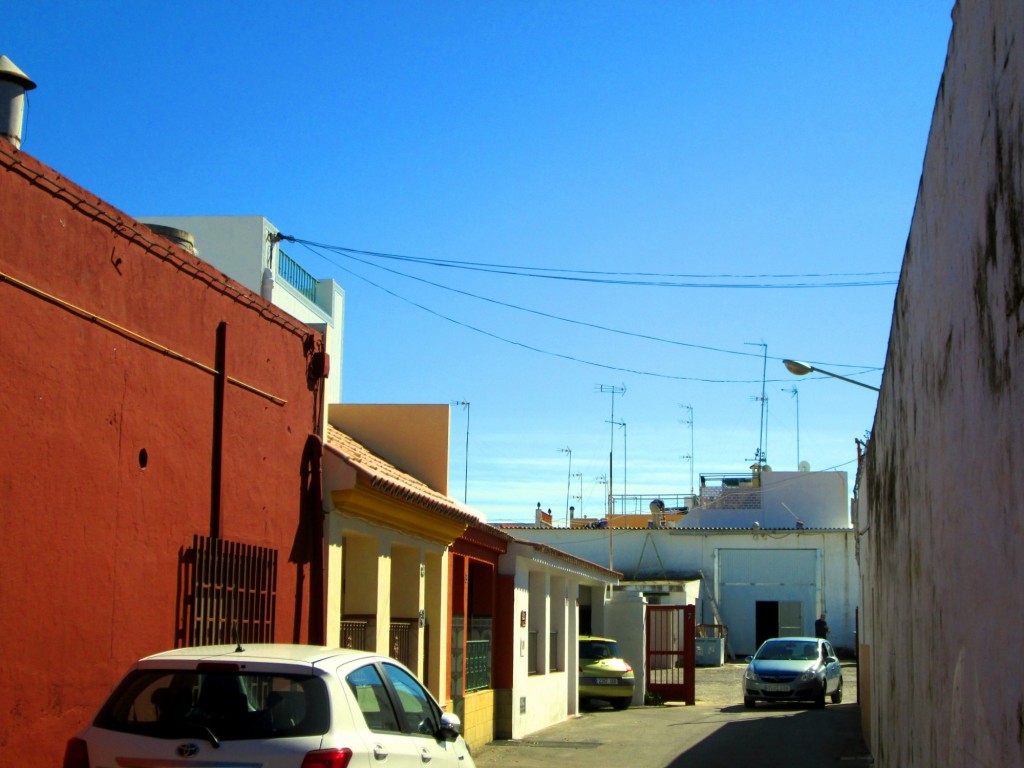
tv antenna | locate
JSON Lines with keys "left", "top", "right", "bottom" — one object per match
{"left": 745, "top": 342, "right": 768, "bottom": 473}
{"left": 679, "top": 404, "right": 694, "bottom": 495}
{"left": 596, "top": 384, "right": 625, "bottom": 515}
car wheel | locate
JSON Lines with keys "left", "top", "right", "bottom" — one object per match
{"left": 579, "top": 697, "right": 591, "bottom": 710}
{"left": 830, "top": 679, "right": 843, "bottom": 704}
{"left": 611, "top": 698, "right": 630, "bottom": 711}
{"left": 744, "top": 697, "right": 756, "bottom": 709}
{"left": 814, "top": 684, "right": 826, "bottom": 709}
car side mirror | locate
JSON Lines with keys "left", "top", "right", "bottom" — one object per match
{"left": 825, "top": 656, "right": 838, "bottom": 664}
{"left": 438, "top": 711, "right": 462, "bottom": 741}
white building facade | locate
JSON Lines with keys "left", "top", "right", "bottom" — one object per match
{"left": 141, "top": 215, "right": 345, "bottom": 404}
{"left": 510, "top": 470, "right": 858, "bottom": 657}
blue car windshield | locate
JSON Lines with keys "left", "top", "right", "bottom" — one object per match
{"left": 756, "top": 641, "right": 819, "bottom": 661}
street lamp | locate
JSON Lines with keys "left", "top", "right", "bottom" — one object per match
{"left": 782, "top": 360, "right": 880, "bottom": 392}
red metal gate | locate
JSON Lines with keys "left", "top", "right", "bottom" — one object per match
{"left": 645, "top": 604, "right": 696, "bottom": 705}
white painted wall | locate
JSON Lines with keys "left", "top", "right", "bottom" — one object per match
{"left": 603, "top": 592, "right": 647, "bottom": 706}
{"left": 860, "top": 2, "right": 1024, "bottom": 765}
{"left": 141, "top": 215, "right": 345, "bottom": 404}
{"left": 511, "top": 527, "right": 858, "bottom": 656}
{"left": 498, "top": 544, "right": 616, "bottom": 739}
{"left": 678, "top": 470, "right": 850, "bottom": 529}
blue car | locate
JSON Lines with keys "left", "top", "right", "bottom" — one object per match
{"left": 743, "top": 636, "right": 843, "bottom": 708}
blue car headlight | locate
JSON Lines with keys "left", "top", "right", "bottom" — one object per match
{"left": 744, "top": 667, "right": 760, "bottom": 682}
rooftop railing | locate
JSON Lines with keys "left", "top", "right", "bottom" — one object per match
{"left": 278, "top": 248, "right": 318, "bottom": 305}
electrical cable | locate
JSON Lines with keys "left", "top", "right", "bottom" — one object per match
{"left": 283, "top": 237, "right": 897, "bottom": 288}
{"left": 295, "top": 240, "right": 880, "bottom": 385}
{"left": 282, "top": 236, "right": 897, "bottom": 286}
{"left": 293, "top": 239, "right": 883, "bottom": 375}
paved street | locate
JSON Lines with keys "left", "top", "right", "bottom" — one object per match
{"left": 473, "top": 662, "right": 870, "bottom": 768}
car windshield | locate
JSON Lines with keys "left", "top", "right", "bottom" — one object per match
{"left": 755, "top": 641, "right": 819, "bottom": 661}
{"left": 580, "top": 640, "right": 620, "bottom": 660}
{"left": 93, "top": 667, "right": 330, "bottom": 741}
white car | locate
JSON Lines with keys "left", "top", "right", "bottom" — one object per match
{"left": 63, "top": 644, "right": 476, "bottom": 768}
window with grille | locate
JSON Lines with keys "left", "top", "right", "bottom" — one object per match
{"left": 184, "top": 535, "right": 278, "bottom": 646}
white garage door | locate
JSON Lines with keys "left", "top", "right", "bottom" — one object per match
{"left": 716, "top": 549, "right": 819, "bottom": 656}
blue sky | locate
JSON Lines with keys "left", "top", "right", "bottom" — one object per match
{"left": 8, "top": 2, "right": 953, "bottom": 523}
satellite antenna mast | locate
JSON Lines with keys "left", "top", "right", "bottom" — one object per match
{"left": 596, "top": 384, "right": 625, "bottom": 516}
{"left": 452, "top": 401, "right": 470, "bottom": 503}
{"left": 745, "top": 343, "right": 769, "bottom": 475}
{"left": 782, "top": 386, "right": 800, "bottom": 468}
{"left": 680, "top": 404, "right": 695, "bottom": 496}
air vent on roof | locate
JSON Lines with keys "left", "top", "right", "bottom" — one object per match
{"left": 0, "top": 55, "right": 36, "bottom": 149}
{"left": 147, "top": 224, "right": 198, "bottom": 256}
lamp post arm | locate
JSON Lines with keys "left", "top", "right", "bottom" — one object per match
{"left": 782, "top": 359, "right": 879, "bottom": 392}
{"left": 811, "top": 366, "right": 880, "bottom": 392}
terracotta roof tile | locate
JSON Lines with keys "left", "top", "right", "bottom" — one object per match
{"left": 325, "top": 426, "right": 619, "bottom": 580}
{"left": 325, "top": 425, "right": 482, "bottom": 525}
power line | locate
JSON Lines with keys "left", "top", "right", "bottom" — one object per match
{"left": 282, "top": 236, "right": 898, "bottom": 289}
{"left": 292, "top": 239, "right": 883, "bottom": 374}
{"left": 295, "top": 240, "right": 802, "bottom": 383}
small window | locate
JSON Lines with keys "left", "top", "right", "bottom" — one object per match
{"left": 346, "top": 664, "right": 401, "bottom": 733}
{"left": 380, "top": 663, "right": 441, "bottom": 737}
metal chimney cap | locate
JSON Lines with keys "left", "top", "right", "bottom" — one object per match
{"left": 146, "top": 223, "right": 197, "bottom": 256}
{"left": 0, "top": 56, "right": 36, "bottom": 90}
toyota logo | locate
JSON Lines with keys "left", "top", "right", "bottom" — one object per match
{"left": 176, "top": 743, "right": 200, "bottom": 758}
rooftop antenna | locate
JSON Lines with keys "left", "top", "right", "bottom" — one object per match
{"left": 607, "top": 420, "right": 626, "bottom": 507}
{"left": 596, "top": 384, "right": 625, "bottom": 515}
{"left": 782, "top": 386, "right": 800, "bottom": 468}
{"left": 745, "top": 342, "right": 768, "bottom": 475}
{"left": 679, "top": 404, "right": 694, "bottom": 496}
{"left": 452, "top": 401, "right": 470, "bottom": 503}
{"left": 572, "top": 472, "right": 583, "bottom": 519}
{"left": 558, "top": 447, "right": 572, "bottom": 526}
{"left": 595, "top": 473, "right": 613, "bottom": 569}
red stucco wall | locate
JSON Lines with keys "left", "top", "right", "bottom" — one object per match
{"left": 0, "top": 146, "right": 326, "bottom": 767}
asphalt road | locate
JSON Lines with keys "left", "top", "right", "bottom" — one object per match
{"left": 472, "top": 662, "right": 871, "bottom": 768}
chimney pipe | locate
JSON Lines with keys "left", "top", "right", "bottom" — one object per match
{"left": 0, "top": 56, "right": 36, "bottom": 149}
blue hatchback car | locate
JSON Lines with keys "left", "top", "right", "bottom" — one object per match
{"left": 742, "top": 636, "right": 843, "bottom": 708}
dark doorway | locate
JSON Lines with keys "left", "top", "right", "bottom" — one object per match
{"left": 755, "top": 601, "right": 779, "bottom": 648}
{"left": 755, "top": 600, "right": 804, "bottom": 649}
{"left": 579, "top": 605, "right": 592, "bottom": 636}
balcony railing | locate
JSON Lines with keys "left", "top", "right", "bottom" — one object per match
{"left": 699, "top": 473, "right": 762, "bottom": 510}
{"left": 390, "top": 620, "right": 416, "bottom": 668}
{"left": 340, "top": 619, "right": 368, "bottom": 650}
{"left": 278, "top": 249, "right": 318, "bottom": 305}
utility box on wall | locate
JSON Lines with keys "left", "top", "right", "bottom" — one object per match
{"left": 695, "top": 637, "right": 725, "bottom": 667}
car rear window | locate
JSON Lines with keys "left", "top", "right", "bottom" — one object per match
{"left": 580, "top": 640, "right": 620, "bottom": 660}
{"left": 94, "top": 668, "right": 330, "bottom": 740}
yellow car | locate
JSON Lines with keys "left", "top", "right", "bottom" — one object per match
{"left": 578, "top": 636, "right": 635, "bottom": 710}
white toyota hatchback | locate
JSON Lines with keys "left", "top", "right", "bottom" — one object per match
{"left": 63, "top": 644, "right": 476, "bottom": 768}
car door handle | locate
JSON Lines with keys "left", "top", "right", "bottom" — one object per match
{"left": 373, "top": 744, "right": 388, "bottom": 761}
{"left": 420, "top": 747, "right": 432, "bottom": 763}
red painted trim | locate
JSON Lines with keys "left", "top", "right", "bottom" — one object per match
{"left": 492, "top": 574, "right": 515, "bottom": 689}
{"left": 451, "top": 538, "right": 501, "bottom": 563}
